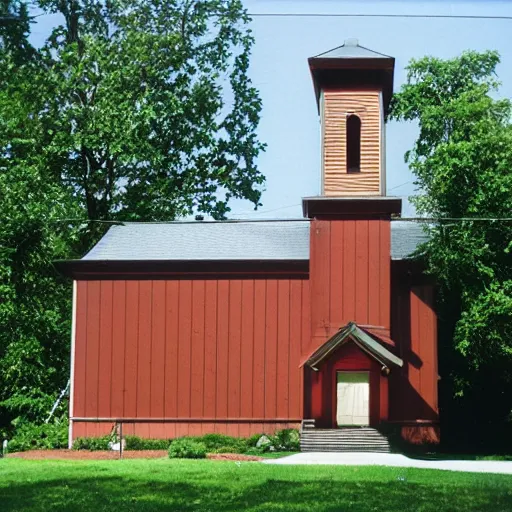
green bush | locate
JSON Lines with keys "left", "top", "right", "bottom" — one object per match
{"left": 246, "top": 433, "right": 263, "bottom": 448}
{"left": 124, "top": 436, "right": 171, "bottom": 450}
{"left": 272, "top": 429, "right": 300, "bottom": 451}
{"left": 7, "top": 421, "right": 68, "bottom": 453}
{"left": 199, "top": 433, "right": 248, "bottom": 453}
{"left": 168, "top": 437, "right": 207, "bottom": 459}
{"left": 72, "top": 436, "right": 112, "bottom": 451}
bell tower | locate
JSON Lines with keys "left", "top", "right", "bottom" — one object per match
{"left": 309, "top": 39, "right": 395, "bottom": 197}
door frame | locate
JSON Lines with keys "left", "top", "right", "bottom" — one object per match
{"left": 333, "top": 370, "right": 371, "bottom": 428}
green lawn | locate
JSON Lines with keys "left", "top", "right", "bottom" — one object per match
{"left": 1, "top": 458, "right": 512, "bottom": 511}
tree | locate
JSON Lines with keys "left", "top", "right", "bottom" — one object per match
{"left": 3, "top": 0, "right": 265, "bottom": 221}
{"left": 0, "top": 0, "right": 265, "bottom": 432}
{"left": 389, "top": 51, "right": 512, "bottom": 451}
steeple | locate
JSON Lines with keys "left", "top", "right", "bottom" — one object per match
{"left": 309, "top": 39, "right": 395, "bottom": 197}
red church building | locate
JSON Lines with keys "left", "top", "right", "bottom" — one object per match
{"left": 58, "top": 40, "right": 440, "bottom": 450}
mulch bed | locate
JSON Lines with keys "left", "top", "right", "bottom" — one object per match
{"left": 7, "top": 450, "right": 263, "bottom": 462}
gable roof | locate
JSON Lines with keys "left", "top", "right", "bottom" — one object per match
{"left": 301, "top": 322, "right": 404, "bottom": 371}
{"left": 80, "top": 220, "right": 427, "bottom": 262}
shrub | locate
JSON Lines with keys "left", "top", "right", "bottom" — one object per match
{"left": 246, "top": 433, "right": 263, "bottom": 448}
{"left": 272, "top": 429, "right": 300, "bottom": 451}
{"left": 72, "top": 436, "right": 112, "bottom": 451}
{"left": 168, "top": 437, "right": 207, "bottom": 459}
{"left": 199, "top": 433, "right": 248, "bottom": 454}
{"left": 124, "top": 436, "right": 171, "bottom": 451}
{"left": 7, "top": 421, "right": 68, "bottom": 453}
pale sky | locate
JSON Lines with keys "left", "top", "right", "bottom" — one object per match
{"left": 31, "top": 0, "right": 512, "bottom": 219}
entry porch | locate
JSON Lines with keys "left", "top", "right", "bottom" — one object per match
{"left": 301, "top": 322, "right": 403, "bottom": 430}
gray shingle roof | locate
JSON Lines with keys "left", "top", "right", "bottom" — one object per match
{"left": 83, "top": 221, "right": 311, "bottom": 261}
{"left": 391, "top": 221, "right": 429, "bottom": 260}
{"left": 312, "top": 39, "right": 393, "bottom": 60}
{"left": 83, "top": 220, "right": 428, "bottom": 262}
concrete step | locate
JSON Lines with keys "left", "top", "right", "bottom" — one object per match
{"left": 300, "top": 427, "right": 391, "bottom": 453}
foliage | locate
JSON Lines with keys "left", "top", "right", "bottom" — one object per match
{"left": 389, "top": 50, "right": 512, "bottom": 449}
{"left": 2, "top": 459, "right": 512, "bottom": 512}
{"left": 2, "top": 0, "right": 265, "bottom": 222}
{"left": 72, "top": 435, "right": 113, "bottom": 451}
{"left": 168, "top": 437, "right": 207, "bottom": 459}
{"left": 124, "top": 435, "right": 171, "bottom": 451}
{"left": 271, "top": 428, "right": 300, "bottom": 451}
{"left": 6, "top": 419, "right": 68, "bottom": 453}
{"left": 0, "top": 160, "right": 79, "bottom": 431}
{"left": 0, "top": 0, "right": 264, "bottom": 437}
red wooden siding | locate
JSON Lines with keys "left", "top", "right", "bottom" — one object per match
{"left": 309, "top": 219, "right": 391, "bottom": 352}
{"left": 389, "top": 271, "right": 439, "bottom": 423}
{"left": 71, "top": 278, "right": 310, "bottom": 440}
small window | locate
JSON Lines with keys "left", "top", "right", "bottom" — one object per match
{"left": 346, "top": 114, "right": 361, "bottom": 173}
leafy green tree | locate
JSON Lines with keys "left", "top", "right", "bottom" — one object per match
{"left": 4, "top": 0, "right": 265, "bottom": 221}
{"left": 0, "top": 0, "right": 265, "bottom": 432}
{"left": 390, "top": 51, "right": 512, "bottom": 450}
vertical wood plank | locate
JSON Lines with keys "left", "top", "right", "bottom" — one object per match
{"left": 203, "top": 281, "right": 218, "bottom": 418}
{"left": 124, "top": 281, "right": 139, "bottom": 417}
{"left": 85, "top": 281, "right": 101, "bottom": 418}
{"left": 136, "top": 281, "right": 152, "bottom": 418}
{"left": 240, "top": 280, "right": 255, "bottom": 418}
{"left": 151, "top": 281, "right": 166, "bottom": 418}
{"left": 98, "top": 281, "right": 113, "bottom": 417}
{"left": 265, "top": 280, "right": 278, "bottom": 418}
{"left": 276, "top": 280, "right": 290, "bottom": 417}
{"left": 110, "top": 281, "right": 126, "bottom": 418}
{"left": 301, "top": 280, "right": 311, "bottom": 355}
{"left": 379, "top": 220, "right": 391, "bottom": 329}
{"left": 355, "top": 220, "right": 369, "bottom": 325}
{"left": 228, "top": 280, "right": 242, "bottom": 418}
{"left": 252, "top": 280, "right": 266, "bottom": 418}
{"left": 409, "top": 289, "right": 421, "bottom": 396}
{"left": 289, "top": 280, "right": 302, "bottom": 418}
{"left": 329, "top": 222, "right": 344, "bottom": 328}
{"left": 216, "top": 280, "right": 230, "bottom": 418}
{"left": 342, "top": 220, "right": 356, "bottom": 324}
{"left": 311, "top": 221, "right": 331, "bottom": 339}
{"left": 73, "top": 282, "right": 88, "bottom": 418}
{"left": 164, "top": 281, "right": 179, "bottom": 418}
{"left": 368, "top": 221, "right": 381, "bottom": 326}
{"left": 190, "top": 281, "right": 205, "bottom": 417}
{"left": 177, "top": 280, "right": 192, "bottom": 417}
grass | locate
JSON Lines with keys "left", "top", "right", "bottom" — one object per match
{"left": 406, "top": 452, "right": 512, "bottom": 462}
{"left": 255, "top": 451, "right": 300, "bottom": 459}
{"left": 1, "top": 459, "right": 512, "bottom": 511}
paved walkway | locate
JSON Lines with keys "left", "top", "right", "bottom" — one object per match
{"left": 263, "top": 452, "right": 512, "bottom": 474}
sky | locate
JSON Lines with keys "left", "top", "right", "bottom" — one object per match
{"left": 30, "top": 0, "right": 512, "bottom": 219}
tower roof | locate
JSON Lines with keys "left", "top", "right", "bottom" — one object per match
{"left": 309, "top": 39, "right": 395, "bottom": 113}
{"left": 311, "top": 38, "right": 393, "bottom": 60}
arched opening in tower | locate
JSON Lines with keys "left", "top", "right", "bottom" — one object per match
{"left": 346, "top": 114, "right": 361, "bottom": 173}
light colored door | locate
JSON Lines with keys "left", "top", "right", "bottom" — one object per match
{"left": 336, "top": 372, "right": 370, "bottom": 426}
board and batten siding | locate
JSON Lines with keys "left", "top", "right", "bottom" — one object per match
{"left": 71, "top": 278, "right": 310, "bottom": 440}
{"left": 322, "top": 89, "right": 382, "bottom": 196}
{"left": 309, "top": 219, "right": 391, "bottom": 351}
{"left": 389, "top": 279, "right": 439, "bottom": 422}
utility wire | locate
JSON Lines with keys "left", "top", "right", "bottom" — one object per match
{"left": 247, "top": 13, "right": 512, "bottom": 21}
{"left": 37, "top": 216, "right": 512, "bottom": 225}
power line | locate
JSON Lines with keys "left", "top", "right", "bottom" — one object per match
{"left": 247, "top": 13, "right": 512, "bottom": 21}
{"left": 396, "top": 217, "right": 512, "bottom": 222}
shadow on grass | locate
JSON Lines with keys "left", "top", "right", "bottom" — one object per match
{"left": 2, "top": 472, "right": 512, "bottom": 511}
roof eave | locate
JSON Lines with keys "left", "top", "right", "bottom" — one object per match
{"left": 54, "top": 259, "right": 310, "bottom": 280}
